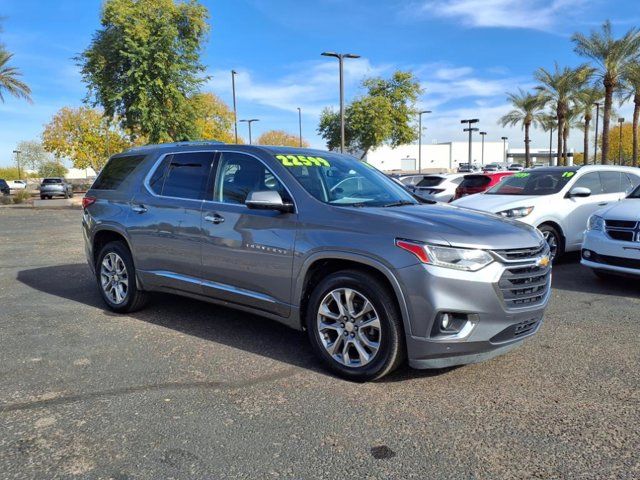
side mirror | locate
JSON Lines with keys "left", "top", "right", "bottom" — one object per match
{"left": 568, "top": 186, "right": 591, "bottom": 198}
{"left": 245, "top": 190, "right": 294, "bottom": 213}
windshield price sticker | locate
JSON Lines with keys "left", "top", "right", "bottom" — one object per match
{"left": 562, "top": 171, "right": 575, "bottom": 178}
{"left": 514, "top": 172, "right": 530, "bottom": 178}
{"left": 275, "top": 154, "right": 330, "bottom": 167}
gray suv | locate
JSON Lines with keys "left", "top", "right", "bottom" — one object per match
{"left": 83, "top": 142, "right": 551, "bottom": 381}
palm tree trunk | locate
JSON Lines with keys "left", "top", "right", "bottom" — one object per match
{"left": 602, "top": 81, "right": 613, "bottom": 165}
{"left": 633, "top": 94, "right": 640, "bottom": 167}
{"left": 563, "top": 124, "right": 569, "bottom": 165}
{"left": 583, "top": 115, "right": 590, "bottom": 165}
{"left": 556, "top": 108, "right": 564, "bottom": 167}
{"left": 524, "top": 122, "right": 531, "bottom": 168}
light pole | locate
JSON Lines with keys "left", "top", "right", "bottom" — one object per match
{"left": 548, "top": 127, "right": 554, "bottom": 166}
{"left": 297, "top": 107, "right": 303, "bottom": 148}
{"left": 321, "top": 51, "right": 360, "bottom": 153}
{"left": 12, "top": 150, "right": 22, "bottom": 179}
{"left": 461, "top": 119, "right": 479, "bottom": 165}
{"left": 618, "top": 117, "right": 625, "bottom": 165}
{"left": 239, "top": 119, "right": 259, "bottom": 145}
{"left": 417, "top": 110, "right": 431, "bottom": 172}
{"left": 593, "top": 102, "right": 600, "bottom": 164}
{"left": 479, "top": 131, "right": 487, "bottom": 166}
{"left": 501, "top": 136, "right": 508, "bottom": 163}
{"left": 231, "top": 70, "right": 239, "bottom": 143}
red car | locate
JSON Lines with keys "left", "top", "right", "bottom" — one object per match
{"left": 452, "top": 171, "right": 514, "bottom": 200}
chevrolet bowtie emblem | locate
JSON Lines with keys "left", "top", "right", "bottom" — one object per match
{"left": 537, "top": 256, "right": 550, "bottom": 267}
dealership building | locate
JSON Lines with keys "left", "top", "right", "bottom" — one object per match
{"left": 365, "top": 142, "right": 567, "bottom": 172}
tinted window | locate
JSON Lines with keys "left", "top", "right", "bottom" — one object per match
{"left": 42, "top": 178, "right": 62, "bottom": 184}
{"left": 486, "top": 170, "right": 575, "bottom": 195}
{"left": 151, "top": 152, "right": 213, "bottom": 200}
{"left": 599, "top": 172, "right": 623, "bottom": 193}
{"left": 450, "top": 176, "right": 465, "bottom": 185}
{"left": 214, "top": 152, "right": 288, "bottom": 204}
{"left": 416, "top": 176, "right": 444, "bottom": 187}
{"left": 573, "top": 172, "right": 603, "bottom": 195}
{"left": 461, "top": 175, "right": 490, "bottom": 188}
{"left": 626, "top": 173, "right": 640, "bottom": 192}
{"left": 93, "top": 156, "right": 145, "bottom": 190}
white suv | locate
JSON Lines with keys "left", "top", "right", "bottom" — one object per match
{"left": 452, "top": 165, "right": 640, "bottom": 260}
{"left": 582, "top": 186, "right": 640, "bottom": 278}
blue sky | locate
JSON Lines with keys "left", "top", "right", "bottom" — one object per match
{"left": 1, "top": 0, "right": 640, "bottom": 166}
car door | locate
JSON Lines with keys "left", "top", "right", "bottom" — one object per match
{"left": 565, "top": 172, "right": 613, "bottom": 247}
{"left": 200, "top": 150, "right": 297, "bottom": 317}
{"left": 126, "top": 151, "right": 215, "bottom": 294}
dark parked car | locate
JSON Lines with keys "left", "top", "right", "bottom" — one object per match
{"left": 82, "top": 142, "right": 550, "bottom": 381}
{"left": 0, "top": 179, "right": 10, "bottom": 195}
{"left": 40, "top": 178, "right": 74, "bottom": 199}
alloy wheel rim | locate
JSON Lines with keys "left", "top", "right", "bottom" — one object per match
{"left": 100, "top": 252, "right": 129, "bottom": 305}
{"left": 542, "top": 231, "right": 558, "bottom": 260}
{"left": 317, "top": 288, "right": 381, "bottom": 367}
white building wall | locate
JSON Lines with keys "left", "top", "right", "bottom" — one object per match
{"left": 366, "top": 141, "right": 507, "bottom": 172}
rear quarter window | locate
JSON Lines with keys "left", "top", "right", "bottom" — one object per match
{"left": 92, "top": 155, "right": 146, "bottom": 190}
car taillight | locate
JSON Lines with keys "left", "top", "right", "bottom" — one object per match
{"left": 82, "top": 196, "right": 96, "bottom": 209}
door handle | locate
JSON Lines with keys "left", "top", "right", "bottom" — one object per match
{"left": 598, "top": 202, "right": 608, "bottom": 206}
{"left": 204, "top": 214, "right": 225, "bottom": 224}
{"left": 131, "top": 204, "right": 148, "bottom": 214}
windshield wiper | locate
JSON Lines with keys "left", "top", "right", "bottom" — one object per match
{"left": 382, "top": 200, "right": 416, "bottom": 207}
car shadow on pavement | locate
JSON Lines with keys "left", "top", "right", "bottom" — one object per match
{"left": 16, "top": 263, "right": 452, "bottom": 383}
{"left": 551, "top": 254, "right": 640, "bottom": 299}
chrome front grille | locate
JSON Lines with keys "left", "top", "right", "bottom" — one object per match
{"left": 492, "top": 242, "right": 551, "bottom": 309}
{"left": 605, "top": 220, "right": 639, "bottom": 243}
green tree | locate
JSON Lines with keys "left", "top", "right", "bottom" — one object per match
{"left": 318, "top": 71, "right": 422, "bottom": 159}
{"left": 622, "top": 62, "right": 640, "bottom": 166}
{"left": 15, "top": 140, "right": 50, "bottom": 172}
{"left": 572, "top": 20, "right": 640, "bottom": 164}
{"left": 535, "top": 63, "right": 592, "bottom": 166}
{"left": 190, "top": 93, "right": 239, "bottom": 144}
{"left": 607, "top": 122, "right": 634, "bottom": 165}
{"left": 574, "top": 87, "right": 604, "bottom": 164}
{"left": 38, "top": 161, "right": 68, "bottom": 178}
{"left": 78, "top": 0, "right": 210, "bottom": 143}
{"left": 42, "top": 106, "right": 136, "bottom": 171}
{"left": 257, "top": 129, "right": 308, "bottom": 147}
{"left": 499, "top": 89, "right": 545, "bottom": 167}
{"left": 0, "top": 48, "right": 32, "bottom": 103}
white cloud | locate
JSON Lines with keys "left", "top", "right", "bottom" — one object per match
{"left": 413, "top": 0, "right": 587, "bottom": 30}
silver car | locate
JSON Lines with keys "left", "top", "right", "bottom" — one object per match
{"left": 82, "top": 142, "right": 551, "bottom": 381}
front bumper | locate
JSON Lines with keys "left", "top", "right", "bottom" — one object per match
{"left": 396, "top": 256, "right": 550, "bottom": 369}
{"left": 581, "top": 230, "right": 640, "bottom": 276}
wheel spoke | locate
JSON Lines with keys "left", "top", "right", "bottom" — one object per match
{"left": 358, "top": 316, "right": 380, "bottom": 330}
{"left": 100, "top": 252, "right": 128, "bottom": 305}
{"left": 327, "top": 335, "right": 344, "bottom": 356}
{"left": 352, "top": 337, "right": 371, "bottom": 364}
{"left": 341, "top": 339, "right": 352, "bottom": 364}
{"left": 319, "top": 304, "right": 341, "bottom": 321}
{"left": 357, "top": 330, "right": 379, "bottom": 352}
{"left": 353, "top": 300, "right": 373, "bottom": 319}
{"left": 344, "top": 288, "right": 356, "bottom": 315}
{"left": 330, "top": 291, "right": 347, "bottom": 317}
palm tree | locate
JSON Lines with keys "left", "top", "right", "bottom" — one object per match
{"left": 572, "top": 20, "right": 640, "bottom": 164}
{"left": 499, "top": 89, "right": 545, "bottom": 167}
{"left": 535, "top": 63, "right": 592, "bottom": 166}
{"left": 622, "top": 62, "right": 640, "bottom": 166}
{"left": 0, "top": 49, "right": 32, "bottom": 103}
{"left": 574, "top": 87, "right": 604, "bottom": 164}
{"left": 539, "top": 114, "right": 558, "bottom": 165}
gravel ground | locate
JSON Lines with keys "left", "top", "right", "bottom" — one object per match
{"left": 0, "top": 208, "right": 638, "bottom": 479}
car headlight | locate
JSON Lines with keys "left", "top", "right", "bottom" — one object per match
{"left": 497, "top": 206, "right": 534, "bottom": 218}
{"left": 587, "top": 214, "right": 605, "bottom": 231}
{"left": 396, "top": 240, "right": 494, "bottom": 271}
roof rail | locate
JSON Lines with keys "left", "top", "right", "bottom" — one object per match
{"left": 124, "top": 140, "right": 226, "bottom": 153}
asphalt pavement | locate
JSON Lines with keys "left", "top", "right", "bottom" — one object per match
{"left": 0, "top": 208, "right": 638, "bottom": 479}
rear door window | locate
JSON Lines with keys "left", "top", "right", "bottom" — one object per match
{"left": 599, "top": 171, "right": 624, "bottom": 193}
{"left": 149, "top": 152, "right": 214, "bottom": 200}
{"left": 93, "top": 155, "right": 145, "bottom": 190}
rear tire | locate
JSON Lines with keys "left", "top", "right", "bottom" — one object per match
{"left": 40, "top": 195, "right": 45, "bottom": 200}
{"left": 306, "top": 270, "right": 405, "bottom": 382}
{"left": 538, "top": 224, "right": 564, "bottom": 262}
{"left": 96, "top": 241, "right": 148, "bottom": 313}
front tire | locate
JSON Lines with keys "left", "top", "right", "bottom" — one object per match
{"left": 539, "top": 224, "right": 564, "bottom": 262}
{"left": 96, "top": 241, "right": 148, "bottom": 313}
{"left": 306, "top": 270, "right": 405, "bottom": 381}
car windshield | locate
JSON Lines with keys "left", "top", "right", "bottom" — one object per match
{"left": 416, "top": 176, "right": 444, "bottom": 187}
{"left": 273, "top": 152, "right": 417, "bottom": 207}
{"left": 486, "top": 170, "right": 575, "bottom": 195}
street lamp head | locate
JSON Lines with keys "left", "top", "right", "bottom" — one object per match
{"left": 344, "top": 53, "right": 360, "bottom": 59}
{"left": 231, "top": 69, "right": 237, "bottom": 75}
{"left": 12, "top": 150, "right": 21, "bottom": 154}
{"left": 419, "top": 110, "right": 432, "bottom": 115}
{"left": 461, "top": 118, "right": 479, "bottom": 124}
{"left": 321, "top": 51, "right": 339, "bottom": 58}
{"left": 618, "top": 117, "right": 625, "bottom": 123}
{"left": 480, "top": 131, "right": 487, "bottom": 135}
{"left": 501, "top": 136, "right": 508, "bottom": 140}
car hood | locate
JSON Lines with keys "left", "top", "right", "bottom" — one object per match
{"left": 452, "top": 193, "right": 543, "bottom": 212}
{"left": 353, "top": 203, "right": 543, "bottom": 250}
{"left": 596, "top": 198, "right": 640, "bottom": 221}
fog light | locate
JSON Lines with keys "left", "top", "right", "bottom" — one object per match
{"left": 431, "top": 312, "right": 479, "bottom": 340}
{"left": 583, "top": 249, "right": 591, "bottom": 259}
{"left": 441, "top": 313, "right": 451, "bottom": 330}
